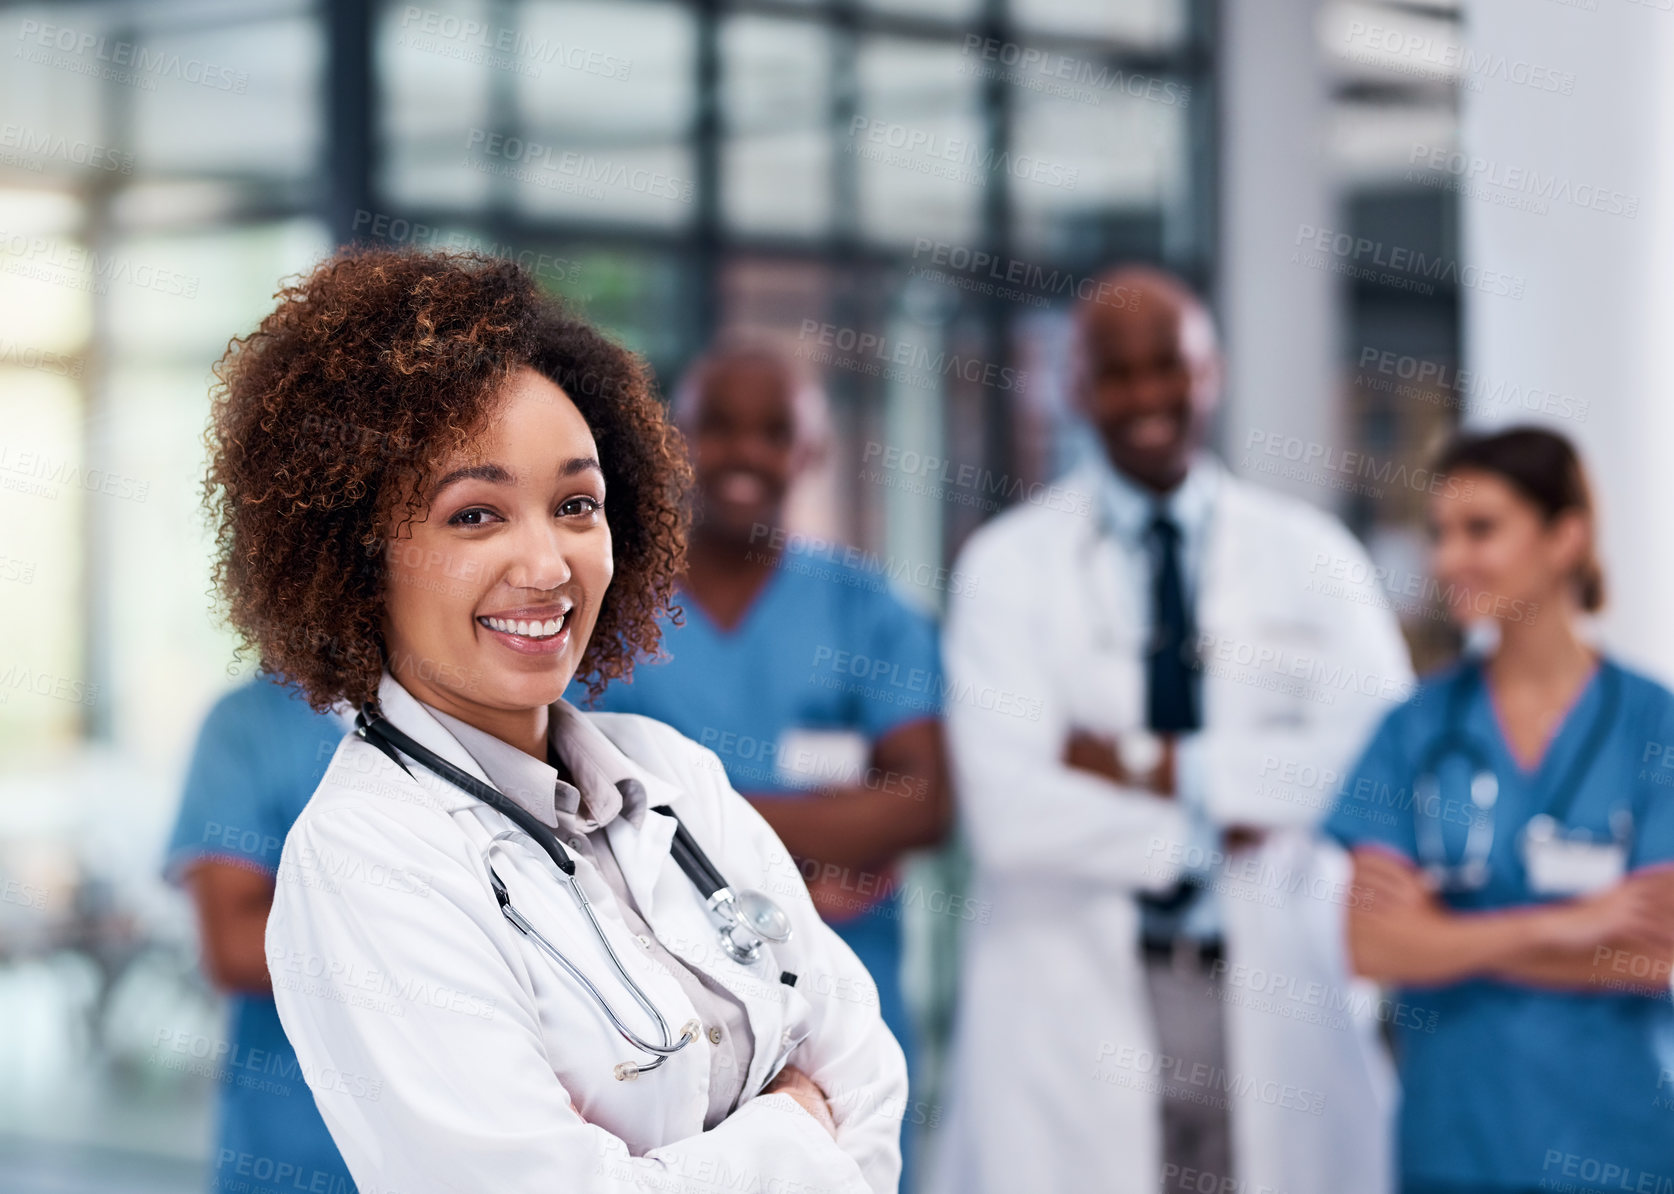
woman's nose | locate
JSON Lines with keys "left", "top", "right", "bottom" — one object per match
{"left": 502, "top": 517, "right": 574, "bottom": 591}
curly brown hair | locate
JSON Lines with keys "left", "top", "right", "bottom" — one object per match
{"left": 203, "top": 246, "right": 691, "bottom": 713}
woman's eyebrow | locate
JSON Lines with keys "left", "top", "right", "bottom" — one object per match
{"left": 429, "top": 457, "right": 600, "bottom": 500}
{"left": 428, "top": 462, "right": 512, "bottom": 501}
{"left": 559, "top": 455, "right": 603, "bottom": 479}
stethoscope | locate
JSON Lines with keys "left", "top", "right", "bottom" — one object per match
{"left": 354, "top": 706, "right": 793, "bottom": 1080}
{"left": 1412, "top": 659, "right": 1623, "bottom": 892}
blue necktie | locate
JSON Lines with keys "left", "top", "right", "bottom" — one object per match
{"left": 1139, "top": 509, "right": 1205, "bottom": 943}
{"left": 1146, "top": 511, "right": 1201, "bottom": 733}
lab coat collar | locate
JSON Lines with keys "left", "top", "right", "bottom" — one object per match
{"left": 1086, "top": 449, "right": 1222, "bottom": 546}
{"left": 371, "top": 669, "right": 683, "bottom": 831}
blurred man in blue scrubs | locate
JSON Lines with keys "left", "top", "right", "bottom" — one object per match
{"left": 165, "top": 674, "right": 356, "bottom": 1194}
{"left": 584, "top": 339, "right": 951, "bottom": 1177}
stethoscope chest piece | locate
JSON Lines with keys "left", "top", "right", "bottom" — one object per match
{"left": 1414, "top": 661, "right": 1625, "bottom": 896}
{"left": 709, "top": 888, "right": 794, "bottom": 964}
{"left": 1413, "top": 689, "right": 1500, "bottom": 893}
{"left": 1471, "top": 772, "right": 1499, "bottom": 809}
{"left": 1417, "top": 762, "right": 1498, "bottom": 892}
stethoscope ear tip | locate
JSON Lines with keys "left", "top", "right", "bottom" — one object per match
{"left": 612, "top": 1021, "right": 700, "bottom": 1081}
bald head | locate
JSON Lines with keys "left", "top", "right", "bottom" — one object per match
{"left": 674, "top": 338, "right": 827, "bottom": 544}
{"left": 1073, "top": 266, "right": 1221, "bottom": 493}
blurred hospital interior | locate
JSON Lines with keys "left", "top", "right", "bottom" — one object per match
{"left": 1, "top": 0, "right": 1670, "bottom": 1189}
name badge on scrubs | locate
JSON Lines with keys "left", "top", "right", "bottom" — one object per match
{"left": 1521, "top": 814, "right": 1628, "bottom": 896}
{"left": 774, "top": 728, "right": 870, "bottom": 791}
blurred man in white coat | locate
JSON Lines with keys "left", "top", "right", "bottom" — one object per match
{"left": 929, "top": 267, "right": 1413, "bottom": 1194}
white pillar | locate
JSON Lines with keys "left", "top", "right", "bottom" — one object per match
{"left": 1217, "top": 0, "right": 1341, "bottom": 506}
{"left": 1461, "top": 0, "right": 1674, "bottom": 678}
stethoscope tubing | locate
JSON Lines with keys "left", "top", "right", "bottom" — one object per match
{"left": 354, "top": 705, "right": 731, "bottom": 1076}
{"left": 661, "top": 813, "right": 728, "bottom": 896}
{"left": 356, "top": 706, "right": 578, "bottom": 877}
{"left": 485, "top": 835, "right": 696, "bottom": 1071}
{"left": 1415, "top": 659, "right": 1625, "bottom": 888}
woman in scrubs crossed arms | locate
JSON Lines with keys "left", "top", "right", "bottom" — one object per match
{"left": 1326, "top": 426, "right": 1674, "bottom": 1194}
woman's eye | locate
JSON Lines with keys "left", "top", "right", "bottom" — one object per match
{"left": 558, "top": 496, "right": 602, "bottom": 518}
{"left": 448, "top": 507, "right": 498, "bottom": 527}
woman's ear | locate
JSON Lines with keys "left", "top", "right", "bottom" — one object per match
{"left": 1547, "top": 508, "right": 1592, "bottom": 592}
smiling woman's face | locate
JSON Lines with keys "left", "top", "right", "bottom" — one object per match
{"left": 1427, "top": 468, "right": 1585, "bottom": 628}
{"left": 380, "top": 366, "right": 613, "bottom": 721}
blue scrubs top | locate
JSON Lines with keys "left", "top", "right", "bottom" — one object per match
{"left": 577, "top": 543, "right": 943, "bottom": 1064}
{"left": 165, "top": 676, "right": 356, "bottom": 1194}
{"left": 1324, "top": 656, "right": 1674, "bottom": 1194}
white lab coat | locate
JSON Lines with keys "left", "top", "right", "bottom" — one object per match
{"left": 267, "top": 671, "right": 906, "bottom": 1194}
{"left": 928, "top": 459, "right": 1413, "bottom": 1194}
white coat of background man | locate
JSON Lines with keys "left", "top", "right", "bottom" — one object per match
{"left": 928, "top": 267, "right": 1413, "bottom": 1194}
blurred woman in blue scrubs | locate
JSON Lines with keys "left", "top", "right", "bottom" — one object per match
{"left": 581, "top": 339, "right": 951, "bottom": 1178}
{"left": 165, "top": 675, "right": 356, "bottom": 1194}
{"left": 1326, "top": 426, "right": 1674, "bottom": 1194}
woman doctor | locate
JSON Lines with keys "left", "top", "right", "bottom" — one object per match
{"left": 204, "top": 247, "right": 906, "bottom": 1194}
{"left": 1325, "top": 426, "right": 1674, "bottom": 1194}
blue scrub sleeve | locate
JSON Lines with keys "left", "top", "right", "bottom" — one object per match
{"left": 1630, "top": 699, "right": 1674, "bottom": 869}
{"left": 856, "top": 586, "right": 943, "bottom": 741}
{"left": 164, "top": 694, "right": 287, "bottom": 883}
{"left": 1322, "top": 707, "right": 1421, "bottom": 861}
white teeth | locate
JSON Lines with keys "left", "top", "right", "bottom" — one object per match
{"left": 481, "top": 613, "right": 567, "bottom": 640}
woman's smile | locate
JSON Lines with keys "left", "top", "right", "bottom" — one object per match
{"left": 476, "top": 604, "right": 574, "bottom": 654}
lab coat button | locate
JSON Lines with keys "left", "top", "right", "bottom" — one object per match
{"left": 636, "top": 934, "right": 651, "bottom": 949}
{"left": 707, "top": 1025, "right": 723, "bottom": 1045}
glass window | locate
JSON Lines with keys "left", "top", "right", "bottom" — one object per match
{"left": 0, "top": 17, "right": 103, "bottom": 179}
{"left": 0, "top": 187, "right": 91, "bottom": 756}
{"left": 722, "top": 16, "right": 834, "bottom": 237}
{"left": 853, "top": 37, "right": 983, "bottom": 248}
{"left": 1007, "top": 80, "right": 1188, "bottom": 258}
{"left": 102, "top": 221, "right": 330, "bottom": 766}
{"left": 379, "top": 0, "right": 497, "bottom": 208}
{"left": 508, "top": 1, "right": 697, "bottom": 228}
{"left": 863, "top": 0, "right": 983, "bottom": 20}
{"left": 513, "top": 1, "right": 690, "bottom": 138}
{"left": 128, "top": 17, "right": 322, "bottom": 183}
{"left": 1010, "top": 0, "right": 1187, "bottom": 47}
{"left": 0, "top": 365, "right": 85, "bottom": 754}
{"left": 539, "top": 245, "right": 693, "bottom": 369}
